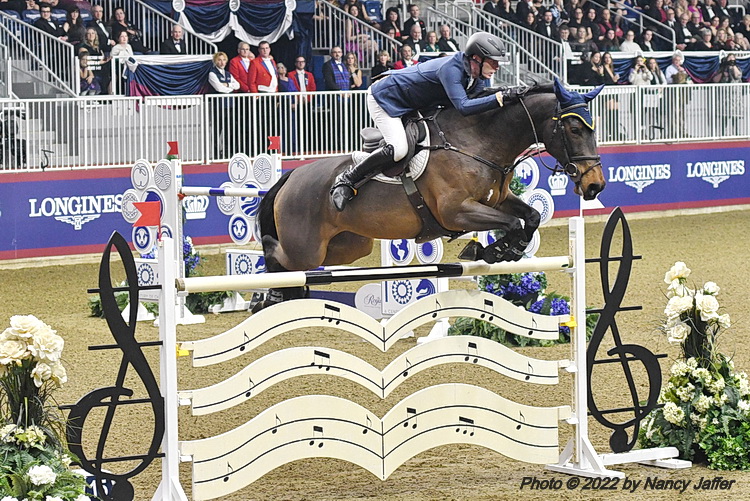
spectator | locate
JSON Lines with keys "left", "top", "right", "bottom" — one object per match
{"left": 109, "top": 30, "right": 133, "bottom": 59}
{"left": 620, "top": 29, "right": 640, "bottom": 51}
{"left": 646, "top": 57, "right": 666, "bottom": 84}
{"left": 665, "top": 52, "right": 690, "bottom": 83}
{"left": 521, "top": 11, "right": 538, "bottom": 31}
{"left": 707, "top": 15, "right": 720, "bottom": 37}
{"left": 644, "top": 0, "right": 667, "bottom": 25}
{"left": 581, "top": 51, "right": 605, "bottom": 85}
{"left": 733, "top": 32, "right": 750, "bottom": 50}
{"left": 109, "top": 7, "right": 150, "bottom": 54}
{"left": 323, "top": 46, "right": 351, "bottom": 90}
{"left": 63, "top": 7, "right": 86, "bottom": 46}
{"left": 715, "top": 0, "right": 737, "bottom": 25}
{"left": 423, "top": 31, "right": 440, "bottom": 52}
{"left": 382, "top": 26, "right": 401, "bottom": 57}
{"left": 584, "top": 8, "right": 602, "bottom": 42}
{"left": 370, "top": 50, "right": 393, "bottom": 78}
{"left": 0, "top": 0, "right": 25, "bottom": 15}
{"left": 537, "top": 10, "right": 559, "bottom": 39}
{"left": 686, "top": 0, "right": 703, "bottom": 24}
{"left": 718, "top": 17, "right": 734, "bottom": 39}
{"left": 79, "top": 27, "right": 110, "bottom": 93}
{"left": 160, "top": 24, "right": 187, "bottom": 55}
{"left": 600, "top": 28, "right": 621, "bottom": 51}
{"left": 208, "top": 51, "right": 240, "bottom": 158}
{"left": 78, "top": 50, "right": 101, "bottom": 95}
{"left": 393, "top": 44, "right": 418, "bottom": 69}
{"left": 380, "top": 7, "right": 402, "bottom": 39}
{"left": 516, "top": 0, "right": 537, "bottom": 26}
{"left": 343, "top": 0, "right": 379, "bottom": 29}
{"left": 599, "top": 9, "right": 624, "bottom": 40}
{"left": 712, "top": 53, "right": 742, "bottom": 82}
{"left": 345, "top": 4, "right": 376, "bottom": 62}
{"left": 276, "top": 63, "right": 295, "bottom": 92}
{"left": 34, "top": 4, "right": 67, "bottom": 39}
{"left": 701, "top": 0, "right": 719, "bottom": 26}
{"left": 437, "top": 24, "right": 460, "bottom": 51}
{"left": 734, "top": 15, "right": 750, "bottom": 39}
{"left": 689, "top": 28, "right": 715, "bottom": 49}
{"left": 248, "top": 40, "right": 278, "bottom": 93}
{"left": 346, "top": 51, "right": 364, "bottom": 89}
{"left": 570, "top": 25, "right": 599, "bottom": 55}
{"left": 290, "top": 56, "right": 316, "bottom": 92}
{"left": 568, "top": 8, "right": 586, "bottom": 36}
{"left": 483, "top": 0, "right": 502, "bottom": 17}
{"left": 714, "top": 28, "right": 732, "bottom": 49}
{"left": 638, "top": 29, "right": 656, "bottom": 51}
{"left": 549, "top": 0, "right": 568, "bottom": 26}
{"left": 687, "top": 11, "right": 704, "bottom": 37}
{"left": 229, "top": 42, "right": 254, "bottom": 92}
{"left": 87, "top": 5, "right": 114, "bottom": 52}
{"left": 675, "top": 13, "right": 694, "bottom": 49}
{"left": 662, "top": 7, "right": 679, "bottom": 36}
{"left": 628, "top": 55, "right": 653, "bottom": 85}
{"left": 497, "top": 0, "right": 516, "bottom": 21}
{"left": 602, "top": 52, "right": 620, "bottom": 84}
{"left": 402, "top": 4, "right": 426, "bottom": 41}
{"left": 404, "top": 24, "right": 425, "bottom": 56}
{"left": 673, "top": 0, "right": 688, "bottom": 18}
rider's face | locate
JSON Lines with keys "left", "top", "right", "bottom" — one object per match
{"left": 480, "top": 58, "right": 499, "bottom": 79}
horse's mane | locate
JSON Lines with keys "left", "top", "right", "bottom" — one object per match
{"left": 477, "top": 83, "right": 555, "bottom": 105}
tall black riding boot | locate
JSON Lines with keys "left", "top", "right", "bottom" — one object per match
{"left": 330, "top": 144, "right": 394, "bottom": 212}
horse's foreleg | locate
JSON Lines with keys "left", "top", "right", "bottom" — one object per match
{"left": 497, "top": 193, "right": 541, "bottom": 244}
{"left": 451, "top": 200, "right": 527, "bottom": 263}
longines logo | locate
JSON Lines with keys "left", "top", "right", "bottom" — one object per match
{"left": 607, "top": 164, "right": 671, "bottom": 193}
{"left": 28, "top": 194, "right": 123, "bottom": 230}
{"left": 687, "top": 160, "right": 745, "bottom": 188}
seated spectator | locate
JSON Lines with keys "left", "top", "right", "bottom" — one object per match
{"left": 109, "top": 30, "right": 133, "bottom": 59}
{"left": 712, "top": 53, "right": 742, "bottom": 82}
{"left": 483, "top": 0, "right": 502, "bottom": 17}
{"left": 537, "top": 10, "right": 559, "bottom": 40}
{"left": 63, "top": 7, "right": 86, "bottom": 46}
{"left": 665, "top": 52, "right": 691, "bottom": 83}
{"left": 78, "top": 50, "right": 101, "bottom": 95}
{"left": 159, "top": 24, "right": 187, "bottom": 55}
{"left": 516, "top": 0, "right": 537, "bottom": 26}
{"left": 735, "top": 15, "right": 750, "bottom": 39}
{"left": 0, "top": 0, "right": 26, "bottom": 15}
{"left": 718, "top": 16, "right": 734, "bottom": 39}
{"left": 521, "top": 11, "right": 538, "bottom": 31}
{"left": 580, "top": 51, "right": 605, "bottom": 85}
{"left": 404, "top": 24, "right": 425, "bottom": 57}
{"left": 688, "top": 28, "right": 715, "bottom": 49}
{"left": 662, "top": 8, "right": 679, "bottom": 39}
{"left": 701, "top": 0, "right": 719, "bottom": 26}
{"left": 602, "top": 52, "right": 620, "bottom": 84}
{"left": 370, "top": 50, "right": 393, "bottom": 78}
{"left": 380, "top": 7, "right": 402, "bottom": 39}
{"left": 619, "top": 29, "right": 640, "bottom": 51}
{"left": 715, "top": 0, "right": 737, "bottom": 25}
{"left": 290, "top": 56, "right": 316, "bottom": 92}
{"left": 229, "top": 42, "right": 254, "bottom": 92}
{"left": 674, "top": 0, "right": 688, "bottom": 18}
{"left": 345, "top": 4, "right": 376, "bottom": 62}
{"left": 34, "top": 4, "right": 66, "bottom": 40}
{"left": 549, "top": 0, "right": 568, "bottom": 26}
{"left": 78, "top": 27, "right": 110, "bottom": 93}
{"left": 638, "top": 29, "right": 656, "bottom": 51}
{"left": 323, "top": 46, "right": 350, "bottom": 90}
{"left": 343, "top": 0, "right": 379, "bottom": 29}
{"left": 687, "top": 11, "right": 704, "bottom": 36}
{"left": 733, "top": 32, "right": 750, "bottom": 50}
{"left": 437, "top": 24, "right": 460, "bottom": 51}
{"left": 87, "top": 5, "right": 113, "bottom": 52}
{"left": 382, "top": 26, "right": 400, "bottom": 56}
{"left": 707, "top": 15, "right": 721, "bottom": 37}
{"left": 714, "top": 28, "right": 732, "bottom": 49}
{"left": 496, "top": 0, "right": 515, "bottom": 21}
{"left": 393, "top": 44, "right": 417, "bottom": 69}
{"left": 423, "top": 30, "right": 440, "bottom": 52}
{"left": 628, "top": 55, "right": 652, "bottom": 85}
{"left": 644, "top": 0, "right": 667, "bottom": 26}
{"left": 686, "top": 0, "right": 703, "bottom": 24}
{"left": 568, "top": 7, "right": 586, "bottom": 36}
{"left": 248, "top": 40, "right": 278, "bottom": 93}
{"left": 675, "top": 12, "right": 694, "bottom": 49}
{"left": 402, "top": 4, "right": 426, "bottom": 41}
{"left": 346, "top": 51, "right": 364, "bottom": 89}
{"left": 599, "top": 8, "right": 624, "bottom": 40}
{"left": 646, "top": 57, "right": 666, "bottom": 84}
{"left": 569, "top": 26, "right": 599, "bottom": 55}
{"left": 109, "top": 6, "right": 150, "bottom": 54}
{"left": 600, "top": 28, "right": 621, "bottom": 51}
{"left": 584, "top": 8, "right": 601, "bottom": 43}
{"left": 276, "top": 63, "right": 295, "bottom": 92}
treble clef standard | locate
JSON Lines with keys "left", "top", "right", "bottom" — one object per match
{"left": 586, "top": 208, "right": 665, "bottom": 453}
{"left": 64, "top": 232, "right": 165, "bottom": 500}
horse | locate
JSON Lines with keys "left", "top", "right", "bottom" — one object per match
{"left": 254, "top": 79, "right": 605, "bottom": 306}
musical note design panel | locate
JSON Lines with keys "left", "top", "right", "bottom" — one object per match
{"left": 179, "top": 384, "right": 571, "bottom": 501}
{"left": 180, "top": 291, "right": 569, "bottom": 367}
{"left": 180, "top": 336, "right": 567, "bottom": 415}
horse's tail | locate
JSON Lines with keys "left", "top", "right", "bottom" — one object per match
{"left": 258, "top": 169, "right": 293, "bottom": 242}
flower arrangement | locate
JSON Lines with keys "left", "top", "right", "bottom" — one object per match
{"left": 0, "top": 316, "right": 89, "bottom": 500}
{"left": 449, "top": 272, "right": 597, "bottom": 347}
{"left": 639, "top": 262, "right": 750, "bottom": 470}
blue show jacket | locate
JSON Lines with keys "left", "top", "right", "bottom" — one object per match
{"left": 371, "top": 52, "right": 500, "bottom": 117}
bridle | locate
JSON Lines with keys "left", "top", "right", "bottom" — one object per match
{"left": 518, "top": 98, "right": 602, "bottom": 186}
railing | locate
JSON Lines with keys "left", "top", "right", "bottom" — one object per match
{"left": 0, "top": 83, "right": 748, "bottom": 172}
{"left": 98, "top": 0, "right": 218, "bottom": 55}
{"left": 314, "top": 1, "right": 402, "bottom": 71}
{"left": 0, "top": 44, "right": 9, "bottom": 98}
{"left": 0, "top": 12, "right": 76, "bottom": 96}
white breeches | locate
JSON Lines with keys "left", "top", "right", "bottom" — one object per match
{"left": 367, "top": 88, "right": 409, "bottom": 162}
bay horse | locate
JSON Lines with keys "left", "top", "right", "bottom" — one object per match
{"left": 255, "top": 80, "right": 605, "bottom": 305}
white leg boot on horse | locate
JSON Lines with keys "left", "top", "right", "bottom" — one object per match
{"left": 330, "top": 144, "right": 395, "bottom": 211}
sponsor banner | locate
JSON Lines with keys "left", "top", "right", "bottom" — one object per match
{"left": 1, "top": 143, "right": 749, "bottom": 259}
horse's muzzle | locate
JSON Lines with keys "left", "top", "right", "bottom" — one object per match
{"left": 583, "top": 182, "right": 605, "bottom": 200}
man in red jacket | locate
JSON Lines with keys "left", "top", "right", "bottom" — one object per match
{"left": 228, "top": 41, "right": 255, "bottom": 92}
{"left": 289, "top": 56, "right": 316, "bottom": 92}
{"left": 248, "top": 40, "right": 278, "bottom": 93}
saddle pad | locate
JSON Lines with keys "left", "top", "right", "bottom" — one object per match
{"left": 351, "top": 126, "right": 431, "bottom": 185}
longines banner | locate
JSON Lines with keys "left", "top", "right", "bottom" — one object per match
{"left": 1, "top": 142, "right": 748, "bottom": 260}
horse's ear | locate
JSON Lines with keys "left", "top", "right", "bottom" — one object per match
{"left": 583, "top": 85, "right": 605, "bottom": 102}
{"left": 552, "top": 77, "right": 569, "bottom": 101}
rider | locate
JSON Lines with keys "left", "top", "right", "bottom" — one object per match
{"left": 330, "top": 31, "right": 519, "bottom": 211}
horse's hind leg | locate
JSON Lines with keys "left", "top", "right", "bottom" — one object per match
{"left": 322, "top": 232, "right": 374, "bottom": 266}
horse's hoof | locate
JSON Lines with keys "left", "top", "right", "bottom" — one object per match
{"left": 458, "top": 240, "right": 485, "bottom": 261}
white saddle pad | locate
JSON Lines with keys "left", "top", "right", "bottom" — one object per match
{"left": 350, "top": 124, "right": 431, "bottom": 184}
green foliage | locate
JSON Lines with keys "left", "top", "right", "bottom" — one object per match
{"left": 185, "top": 291, "right": 233, "bottom": 314}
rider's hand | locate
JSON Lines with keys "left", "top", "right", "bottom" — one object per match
{"left": 495, "top": 92, "right": 504, "bottom": 107}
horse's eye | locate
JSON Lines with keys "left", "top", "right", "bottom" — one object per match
{"left": 570, "top": 127, "right": 582, "bottom": 135}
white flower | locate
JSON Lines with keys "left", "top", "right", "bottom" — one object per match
{"left": 663, "top": 402, "right": 685, "bottom": 425}
{"left": 27, "top": 465, "right": 56, "bottom": 486}
{"left": 74, "top": 496, "right": 90, "bottom": 501}
{"left": 0, "top": 424, "right": 18, "bottom": 443}
{"left": 692, "top": 368, "right": 712, "bottom": 382}
{"left": 702, "top": 282, "right": 720, "bottom": 295}
{"left": 667, "top": 323, "right": 690, "bottom": 344}
{"left": 695, "top": 292, "right": 720, "bottom": 322}
{"left": 59, "top": 453, "right": 72, "bottom": 467}
{"left": 664, "top": 295, "right": 694, "bottom": 320}
{"left": 694, "top": 394, "right": 713, "bottom": 413}
{"left": 670, "top": 360, "right": 691, "bottom": 377}
{"left": 687, "top": 358, "right": 698, "bottom": 369}
{"left": 49, "top": 362, "right": 67, "bottom": 387}
{"left": 8, "top": 315, "right": 46, "bottom": 339}
{"left": 676, "top": 383, "right": 695, "bottom": 402}
{"left": 738, "top": 400, "right": 750, "bottom": 413}
{"left": 666, "top": 282, "right": 693, "bottom": 298}
{"left": 28, "top": 329, "right": 64, "bottom": 363}
{"left": 714, "top": 393, "right": 728, "bottom": 406}
{"left": 45, "top": 497, "right": 64, "bottom": 501}
{"left": 690, "top": 412, "right": 708, "bottom": 430}
{"left": 665, "top": 262, "right": 691, "bottom": 284}
{"left": 1, "top": 496, "right": 19, "bottom": 501}
{"left": 709, "top": 377, "right": 725, "bottom": 394}
{"left": 0, "top": 338, "right": 30, "bottom": 365}
{"left": 18, "top": 425, "right": 46, "bottom": 447}
{"left": 739, "top": 374, "right": 750, "bottom": 397}
{"left": 31, "top": 362, "right": 52, "bottom": 388}
{"left": 718, "top": 314, "right": 731, "bottom": 329}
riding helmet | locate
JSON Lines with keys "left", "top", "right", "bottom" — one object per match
{"left": 465, "top": 32, "right": 510, "bottom": 63}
